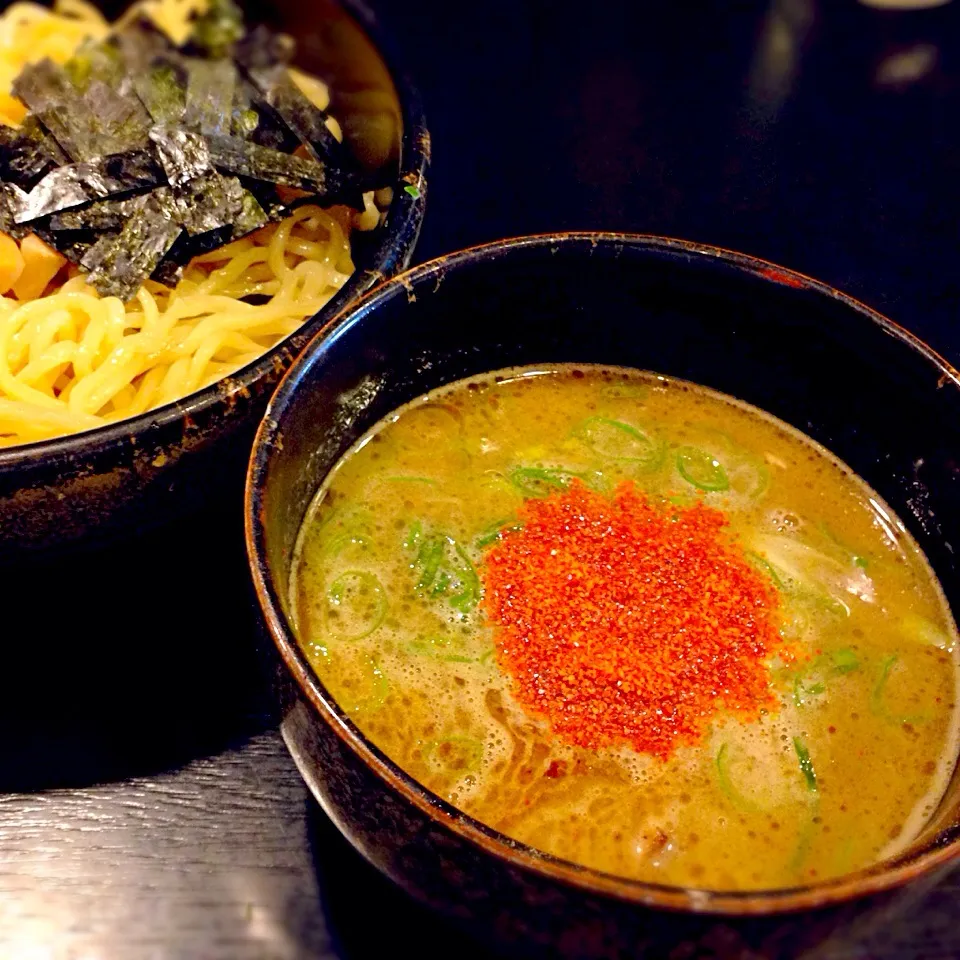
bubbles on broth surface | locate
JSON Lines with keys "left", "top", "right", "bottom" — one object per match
{"left": 291, "top": 364, "right": 960, "bottom": 891}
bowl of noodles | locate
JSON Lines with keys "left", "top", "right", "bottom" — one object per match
{"left": 0, "top": 0, "right": 427, "bottom": 554}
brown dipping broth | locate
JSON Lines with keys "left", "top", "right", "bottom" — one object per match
{"left": 291, "top": 365, "right": 959, "bottom": 892}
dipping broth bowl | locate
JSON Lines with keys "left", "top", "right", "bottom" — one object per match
{"left": 0, "top": 0, "right": 428, "bottom": 557}
{"left": 246, "top": 234, "right": 960, "bottom": 958}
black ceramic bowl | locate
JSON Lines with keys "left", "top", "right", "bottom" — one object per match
{"left": 0, "top": 0, "right": 427, "bottom": 557}
{"left": 246, "top": 234, "right": 960, "bottom": 957}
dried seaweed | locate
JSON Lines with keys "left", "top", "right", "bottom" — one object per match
{"left": 181, "top": 174, "right": 268, "bottom": 236}
{"left": 0, "top": 117, "right": 68, "bottom": 189}
{"left": 0, "top": 185, "right": 29, "bottom": 238}
{"left": 244, "top": 66, "right": 338, "bottom": 161}
{"left": 13, "top": 150, "right": 162, "bottom": 222}
{"left": 134, "top": 59, "right": 188, "bottom": 124}
{"left": 85, "top": 80, "right": 153, "bottom": 154}
{"left": 149, "top": 125, "right": 214, "bottom": 187}
{"left": 184, "top": 58, "right": 236, "bottom": 136}
{"left": 49, "top": 199, "right": 134, "bottom": 232}
{"left": 150, "top": 223, "right": 227, "bottom": 284}
{"left": 171, "top": 171, "right": 244, "bottom": 234}
{"left": 15, "top": 57, "right": 152, "bottom": 159}
{"left": 5, "top": 11, "right": 366, "bottom": 300}
{"left": 81, "top": 194, "right": 182, "bottom": 300}
{"left": 206, "top": 134, "right": 342, "bottom": 194}
{"left": 242, "top": 64, "right": 362, "bottom": 206}
{"left": 64, "top": 38, "right": 126, "bottom": 93}
{"left": 13, "top": 59, "right": 98, "bottom": 161}
{"left": 231, "top": 79, "right": 299, "bottom": 151}
{"left": 240, "top": 180, "right": 288, "bottom": 223}
{"left": 150, "top": 254, "right": 185, "bottom": 286}
{"left": 51, "top": 234, "right": 98, "bottom": 265}
{"left": 233, "top": 187, "right": 269, "bottom": 234}
{"left": 153, "top": 173, "right": 267, "bottom": 243}
{"left": 149, "top": 177, "right": 265, "bottom": 283}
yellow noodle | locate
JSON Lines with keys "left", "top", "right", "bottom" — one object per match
{"left": 0, "top": 204, "right": 368, "bottom": 442}
{"left": 0, "top": 0, "right": 381, "bottom": 445}
{"left": 0, "top": 397, "right": 100, "bottom": 441}
{"left": 126, "top": 364, "right": 166, "bottom": 417}
{"left": 16, "top": 338, "right": 75, "bottom": 385}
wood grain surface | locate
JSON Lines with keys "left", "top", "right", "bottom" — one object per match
{"left": 3, "top": 728, "right": 960, "bottom": 959}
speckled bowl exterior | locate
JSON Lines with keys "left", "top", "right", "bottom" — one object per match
{"left": 246, "top": 234, "right": 960, "bottom": 958}
{"left": 0, "top": 0, "right": 428, "bottom": 557}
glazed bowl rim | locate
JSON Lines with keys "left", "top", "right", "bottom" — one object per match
{"left": 246, "top": 231, "right": 960, "bottom": 916}
{"left": 0, "top": 0, "right": 428, "bottom": 470}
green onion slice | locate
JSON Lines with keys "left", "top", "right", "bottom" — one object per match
{"left": 475, "top": 517, "right": 522, "bottom": 549}
{"left": 793, "top": 737, "right": 818, "bottom": 792}
{"left": 575, "top": 416, "right": 663, "bottom": 469}
{"left": 793, "top": 648, "right": 860, "bottom": 707}
{"left": 326, "top": 571, "right": 388, "bottom": 640}
{"left": 716, "top": 744, "right": 764, "bottom": 813}
{"left": 410, "top": 528, "right": 481, "bottom": 613}
{"left": 508, "top": 466, "right": 582, "bottom": 497}
{"left": 676, "top": 446, "right": 730, "bottom": 491}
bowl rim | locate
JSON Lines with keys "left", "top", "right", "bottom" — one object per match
{"left": 245, "top": 231, "right": 960, "bottom": 917}
{"left": 0, "top": 0, "right": 429, "bottom": 471}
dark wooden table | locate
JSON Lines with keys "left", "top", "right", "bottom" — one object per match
{"left": 4, "top": 1, "right": 960, "bottom": 956}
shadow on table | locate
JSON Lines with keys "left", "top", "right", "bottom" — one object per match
{"left": 306, "top": 800, "right": 502, "bottom": 959}
{"left": 0, "top": 498, "right": 274, "bottom": 793}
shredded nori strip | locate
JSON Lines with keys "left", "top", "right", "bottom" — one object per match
{"left": 0, "top": 184, "right": 29, "bottom": 237}
{"left": 50, "top": 234, "right": 98, "bottom": 265}
{"left": 170, "top": 171, "right": 246, "bottom": 234}
{"left": 64, "top": 38, "right": 126, "bottom": 93}
{"left": 232, "top": 77, "right": 300, "bottom": 152}
{"left": 244, "top": 65, "right": 341, "bottom": 162}
{"left": 240, "top": 179, "right": 289, "bottom": 223}
{"left": 0, "top": 118, "right": 68, "bottom": 189}
{"left": 49, "top": 204, "right": 128, "bottom": 233}
{"left": 183, "top": 58, "right": 236, "bottom": 136}
{"left": 134, "top": 59, "right": 188, "bottom": 124}
{"left": 13, "top": 59, "right": 99, "bottom": 161}
{"left": 81, "top": 194, "right": 182, "bottom": 300}
{"left": 150, "top": 254, "right": 186, "bottom": 286}
{"left": 4, "top": 12, "right": 367, "bottom": 299}
{"left": 83, "top": 79, "right": 153, "bottom": 154}
{"left": 15, "top": 57, "right": 151, "bottom": 160}
{"left": 233, "top": 187, "right": 269, "bottom": 234}
{"left": 148, "top": 125, "right": 212, "bottom": 185}
{"left": 241, "top": 65, "right": 363, "bottom": 207}
{"left": 13, "top": 150, "right": 162, "bottom": 222}
{"left": 151, "top": 173, "right": 266, "bottom": 251}
{"left": 205, "top": 134, "right": 338, "bottom": 194}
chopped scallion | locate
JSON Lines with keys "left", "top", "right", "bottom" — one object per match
{"left": 793, "top": 737, "right": 818, "bottom": 792}
{"left": 574, "top": 416, "right": 663, "bottom": 469}
{"left": 326, "top": 571, "right": 388, "bottom": 640}
{"left": 676, "top": 446, "right": 729, "bottom": 491}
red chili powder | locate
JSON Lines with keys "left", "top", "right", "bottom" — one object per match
{"left": 481, "top": 481, "right": 786, "bottom": 759}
